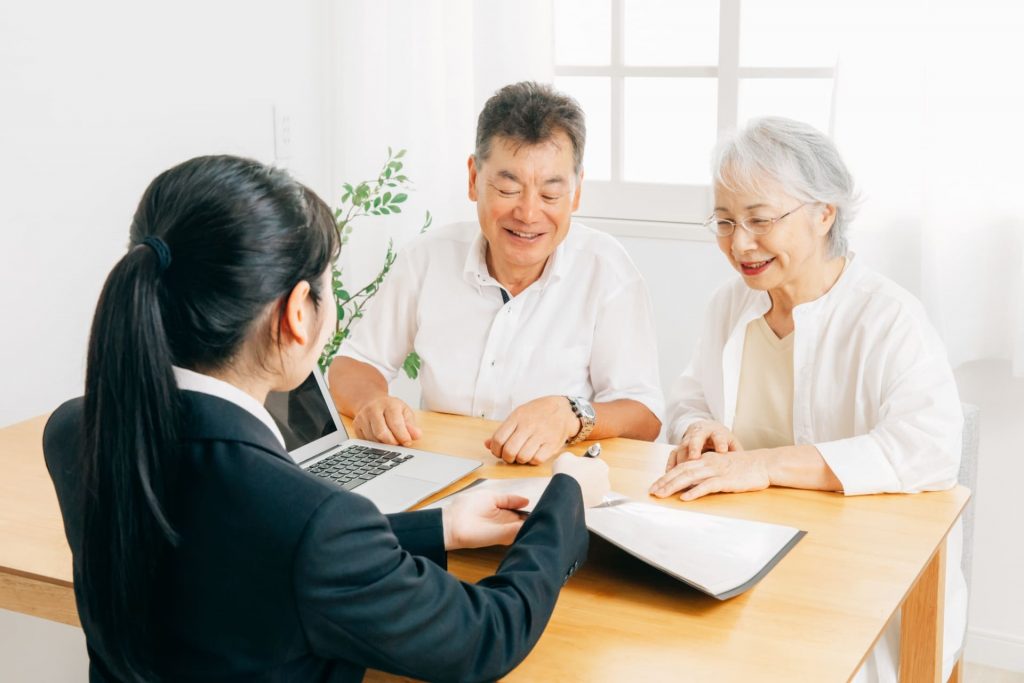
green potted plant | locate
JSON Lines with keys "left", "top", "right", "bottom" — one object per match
{"left": 317, "top": 147, "right": 430, "bottom": 377}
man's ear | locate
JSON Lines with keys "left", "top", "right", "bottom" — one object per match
{"left": 280, "top": 280, "right": 313, "bottom": 346}
{"left": 571, "top": 168, "right": 584, "bottom": 213}
{"left": 467, "top": 154, "right": 479, "bottom": 202}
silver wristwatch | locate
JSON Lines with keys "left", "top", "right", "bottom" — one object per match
{"left": 565, "top": 396, "right": 596, "bottom": 445}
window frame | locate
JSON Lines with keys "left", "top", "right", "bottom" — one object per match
{"left": 554, "top": 0, "right": 836, "bottom": 238}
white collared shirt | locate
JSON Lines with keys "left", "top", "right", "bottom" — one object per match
{"left": 173, "top": 366, "right": 286, "bottom": 449}
{"left": 339, "top": 221, "right": 663, "bottom": 421}
{"left": 665, "top": 255, "right": 966, "bottom": 682}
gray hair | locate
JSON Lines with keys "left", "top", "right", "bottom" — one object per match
{"left": 475, "top": 81, "right": 586, "bottom": 175}
{"left": 712, "top": 117, "right": 859, "bottom": 257}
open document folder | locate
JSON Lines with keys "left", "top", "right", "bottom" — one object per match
{"left": 424, "top": 477, "right": 806, "bottom": 600}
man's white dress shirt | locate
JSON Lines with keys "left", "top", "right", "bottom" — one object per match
{"left": 666, "top": 254, "right": 966, "bottom": 682}
{"left": 340, "top": 221, "right": 663, "bottom": 421}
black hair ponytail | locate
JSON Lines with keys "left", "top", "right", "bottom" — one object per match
{"left": 82, "top": 244, "right": 181, "bottom": 680}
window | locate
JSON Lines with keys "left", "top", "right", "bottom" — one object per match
{"left": 553, "top": 0, "right": 841, "bottom": 234}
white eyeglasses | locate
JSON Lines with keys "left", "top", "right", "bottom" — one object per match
{"left": 703, "top": 202, "right": 808, "bottom": 237}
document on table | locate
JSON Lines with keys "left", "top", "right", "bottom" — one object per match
{"left": 424, "top": 477, "right": 805, "bottom": 600}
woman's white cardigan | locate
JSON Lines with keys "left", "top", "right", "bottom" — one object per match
{"left": 666, "top": 255, "right": 966, "bottom": 681}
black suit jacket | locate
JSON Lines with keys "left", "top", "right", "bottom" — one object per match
{"left": 43, "top": 391, "right": 588, "bottom": 682}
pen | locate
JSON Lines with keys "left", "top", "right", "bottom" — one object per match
{"left": 584, "top": 442, "right": 601, "bottom": 458}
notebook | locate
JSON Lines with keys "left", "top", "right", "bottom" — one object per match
{"left": 425, "top": 477, "right": 805, "bottom": 600}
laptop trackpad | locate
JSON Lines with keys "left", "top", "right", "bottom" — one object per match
{"left": 354, "top": 474, "right": 433, "bottom": 514}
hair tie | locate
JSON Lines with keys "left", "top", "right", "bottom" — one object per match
{"left": 142, "top": 236, "right": 172, "bottom": 274}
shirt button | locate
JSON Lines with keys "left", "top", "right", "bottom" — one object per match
{"left": 480, "top": 412, "right": 485, "bottom": 418}
{"left": 490, "top": 360, "right": 496, "bottom": 366}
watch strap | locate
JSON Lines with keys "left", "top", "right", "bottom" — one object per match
{"left": 565, "top": 396, "right": 596, "bottom": 445}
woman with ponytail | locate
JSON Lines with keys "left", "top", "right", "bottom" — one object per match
{"left": 43, "top": 155, "right": 605, "bottom": 682}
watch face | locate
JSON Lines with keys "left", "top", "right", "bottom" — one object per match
{"left": 577, "top": 398, "right": 596, "bottom": 421}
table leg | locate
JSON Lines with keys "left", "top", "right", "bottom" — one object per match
{"left": 899, "top": 538, "right": 946, "bottom": 683}
{"left": 947, "top": 657, "right": 964, "bottom": 683}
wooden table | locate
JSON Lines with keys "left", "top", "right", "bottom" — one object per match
{"left": 0, "top": 411, "right": 968, "bottom": 682}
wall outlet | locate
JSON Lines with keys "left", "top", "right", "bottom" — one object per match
{"left": 273, "top": 105, "right": 293, "bottom": 161}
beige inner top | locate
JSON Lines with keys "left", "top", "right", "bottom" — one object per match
{"left": 732, "top": 316, "right": 795, "bottom": 451}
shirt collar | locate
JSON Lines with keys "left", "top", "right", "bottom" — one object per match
{"left": 791, "top": 252, "right": 861, "bottom": 317}
{"left": 734, "top": 253, "right": 862, "bottom": 329}
{"left": 172, "top": 366, "right": 287, "bottom": 449}
{"left": 462, "top": 226, "right": 570, "bottom": 293}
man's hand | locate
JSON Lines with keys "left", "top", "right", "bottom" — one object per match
{"left": 649, "top": 450, "right": 770, "bottom": 501}
{"left": 352, "top": 396, "right": 423, "bottom": 446}
{"left": 441, "top": 491, "right": 530, "bottom": 550}
{"left": 484, "top": 396, "right": 580, "bottom": 465}
{"left": 665, "top": 420, "right": 743, "bottom": 471}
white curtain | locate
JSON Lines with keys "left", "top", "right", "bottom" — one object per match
{"left": 327, "top": 0, "right": 553, "bottom": 287}
{"left": 831, "top": 0, "right": 1024, "bottom": 375}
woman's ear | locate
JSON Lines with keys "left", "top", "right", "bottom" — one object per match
{"left": 280, "top": 280, "right": 313, "bottom": 347}
{"left": 817, "top": 204, "right": 837, "bottom": 235}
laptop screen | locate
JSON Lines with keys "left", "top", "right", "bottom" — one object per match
{"left": 264, "top": 371, "right": 348, "bottom": 464}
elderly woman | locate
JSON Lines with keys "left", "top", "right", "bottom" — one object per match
{"left": 651, "top": 117, "right": 965, "bottom": 682}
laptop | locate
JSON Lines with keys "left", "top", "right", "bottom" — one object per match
{"left": 264, "top": 370, "right": 480, "bottom": 513}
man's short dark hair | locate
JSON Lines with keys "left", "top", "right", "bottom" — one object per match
{"left": 475, "top": 81, "right": 586, "bottom": 174}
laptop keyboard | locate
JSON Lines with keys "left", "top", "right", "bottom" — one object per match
{"left": 307, "top": 444, "right": 414, "bottom": 491}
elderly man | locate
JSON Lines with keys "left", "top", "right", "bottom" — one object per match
{"left": 329, "top": 81, "right": 661, "bottom": 465}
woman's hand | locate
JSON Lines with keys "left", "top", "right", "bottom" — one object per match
{"left": 666, "top": 420, "right": 743, "bottom": 471}
{"left": 649, "top": 450, "right": 770, "bottom": 501}
{"left": 552, "top": 452, "right": 610, "bottom": 507}
{"left": 441, "top": 490, "right": 529, "bottom": 550}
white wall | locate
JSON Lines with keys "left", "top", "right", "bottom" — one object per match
{"left": 0, "top": 0, "right": 331, "bottom": 428}
{"left": 955, "top": 361, "right": 1024, "bottom": 671}
{"left": 0, "top": 1, "right": 331, "bottom": 679}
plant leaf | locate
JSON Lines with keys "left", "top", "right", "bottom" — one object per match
{"left": 402, "top": 352, "right": 421, "bottom": 380}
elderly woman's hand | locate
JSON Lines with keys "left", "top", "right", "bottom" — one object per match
{"left": 666, "top": 420, "right": 744, "bottom": 472}
{"left": 649, "top": 450, "right": 770, "bottom": 501}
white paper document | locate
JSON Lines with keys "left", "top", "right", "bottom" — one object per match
{"left": 424, "top": 477, "right": 805, "bottom": 600}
